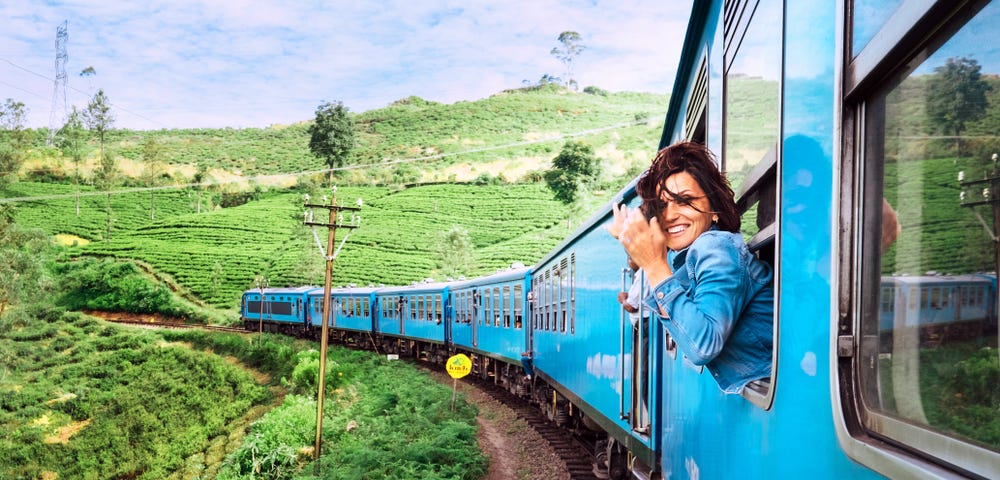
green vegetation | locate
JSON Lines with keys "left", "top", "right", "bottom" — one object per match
{"left": 877, "top": 342, "right": 1000, "bottom": 450}
{"left": 0, "top": 312, "right": 485, "bottom": 479}
{"left": 0, "top": 311, "right": 270, "bottom": 479}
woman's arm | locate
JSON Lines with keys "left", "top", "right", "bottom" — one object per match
{"left": 646, "top": 234, "right": 745, "bottom": 365}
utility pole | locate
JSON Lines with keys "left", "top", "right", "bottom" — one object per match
{"left": 958, "top": 152, "right": 1000, "bottom": 361}
{"left": 304, "top": 188, "right": 362, "bottom": 474}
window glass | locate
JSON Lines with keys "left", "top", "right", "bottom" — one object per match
{"left": 865, "top": 1, "right": 1000, "bottom": 455}
{"left": 514, "top": 284, "right": 523, "bottom": 329}
{"left": 493, "top": 288, "right": 501, "bottom": 326}
{"left": 724, "top": 0, "right": 781, "bottom": 238}
{"left": 502, "top": 286, "right": 510, "bottom": 328}
{"left": 852, "top": 0, "right": 905, "bottom": 57}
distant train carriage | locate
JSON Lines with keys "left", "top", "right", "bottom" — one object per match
{"left": 879, "top": 275, "right": 995, "bottom": 348}
{"left": 240, "top": 286, "right": 319, "bottom": 334}
{"left": 450, "top": 266, "right": 531, "bottom": 389}
{"left": 373, "top": 282, "right": 451, "bottom": 363}
{"left": 307, "top": 286, "right": 379, "bottom": 347}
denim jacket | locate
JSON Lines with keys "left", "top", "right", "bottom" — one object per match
{"left": 642, "top": 229, "right": 774, "bottom": 393}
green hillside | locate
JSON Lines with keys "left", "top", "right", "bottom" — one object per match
{"left": 61, "top": 184, "right": 568, "bottom": 309}
{"left": 6, "top": 85, "right": 663, "bottom": 315}
{"left": 21, "top": 85, "right": 668, "bottom": 186}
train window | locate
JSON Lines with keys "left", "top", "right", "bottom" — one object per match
{"left": 850, "top": 1, "right": 1000, "bottom": 475}
{"left": 493, "top": 287, "right": 503, "bottom": 327}
{"left": 559, "top": 258, "right": 569, "bottom": 333}
{"left": 572, "top": 260, "right": 578, "bottom": 332}
{"left": 722, "top": 0, "right": 781, "bottom": 407}
{"left": 513, "top": 284, "right": 523, "bottom": 329}
{"left": 502, "top": 286, "right": 510, "bottom": 328}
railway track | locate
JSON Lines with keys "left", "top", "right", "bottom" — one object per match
{"left": 104, "top": 317, "right": 248, "bottom": 334}
{"left": 463, "top": 374, "right": 604, "bottom": 480}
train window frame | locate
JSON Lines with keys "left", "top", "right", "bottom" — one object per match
{"left": 514, "top": 284, "right": 524, "bottom": 329}
{"left": 570, "top": 253, "right": 576, "bottom": 334}
{"left": 502, "top": 286, "right": 511, "bottom": 328}
{"left": 839, "top": 1, "right": 1000, "bottom": 478}
{"left": 720, "top": 0, "right": 781, "bottom": 409}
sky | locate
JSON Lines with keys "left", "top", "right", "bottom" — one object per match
{"left": 0, "top": 0, "right": 693, "bottom": 131}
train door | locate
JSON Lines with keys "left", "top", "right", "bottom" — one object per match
{"left": 622, "top": 264, "right": 652, "bottom": 434}
{"left": 472, "top": 289, "right": 480, "bottom": 347}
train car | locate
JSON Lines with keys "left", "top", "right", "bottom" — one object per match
{"left": 307, "top": 286, "right": 379, "bottom": 347}
{"left": 637, "top": 0, "right": 1000, "bottom": 479}
{"left": 373, "top": 282, "right": 451, "bottom": 363}
{"left": 240, "top": 286, "right": 319, "bottom": 334}
{"left": 526, "top": 190, "right": 654, "bottom": 477}
{"left": 879, "top": 275, "right": 995, "bottom": 347}
{"left": 450, "top": 266, "right": 532, "bottom": 392}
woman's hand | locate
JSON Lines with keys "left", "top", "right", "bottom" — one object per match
{"left": 606, "top": 202, "right": 628, "bottom": 239}
{"left": 618, "top": 208, "right": 672, "bottom": 285}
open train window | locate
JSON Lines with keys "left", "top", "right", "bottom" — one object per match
{"left": 843, "top": 1, "right": 1000, "bottom": 477}
{"left": 722, "top": 0, "right": 781, "bottom": 408}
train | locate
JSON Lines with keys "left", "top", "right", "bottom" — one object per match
{"left": 242, "top": 1, "right": 1000, "bottom": 478}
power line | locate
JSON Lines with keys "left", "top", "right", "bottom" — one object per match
{"left": 1, "top": 57, "right": 169, "bottom": 129}
{"left": 0, "top": 116, "right": 655, "bottom": 205}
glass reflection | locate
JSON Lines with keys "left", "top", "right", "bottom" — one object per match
{"left": 852, "top": 0, "right": 905, "bottom": 57}
{"left": 724, "top": 0, "right": 781, "bottom": 236}
{"left": 870, "top": 2, "right": 1000, "bottom": 453}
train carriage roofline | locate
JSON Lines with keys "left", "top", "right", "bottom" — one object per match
{"left": 449, "top": 264, "right": 533, "bottom": 290}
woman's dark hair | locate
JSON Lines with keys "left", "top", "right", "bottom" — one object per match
{"left": 635, "top": 142, "right": 740, "bottom": 233}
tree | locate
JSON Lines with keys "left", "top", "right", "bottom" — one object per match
{"left": 550, "top": 31, "right": 585, "bottom": 91}
{"left": 55, "top": 107, "right": 89, "bottom": 216}
{"left": 142, "top": 137, "right": 165, "bottom": 220}
{"left": 83, "top": 90, "right": 116, "bottom": 240}
{"left": 544, "top": 141, "right": 600, "bottom": 204}
{"left": 192, "top": 164, "right": 210, "bottom": 213}
{"left": 926, "top": 56, "right": 992, "bottom": 153}
{"left": 308, "top": 101, "right": 355, "bottom": 187}
{"left": 436, "top": 225, "right": 475, "bottom": 278}
{"left": 0, "top": 98, "right": 29, "bottom": 190}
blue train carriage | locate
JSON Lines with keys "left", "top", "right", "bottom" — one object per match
{"left": 449, "top": 265, "right": 531, "bottom": 393}
{"left": 879, "top": 275, "right": 995, "bottom": 348}
{"left": 373, "top": 281, "right": 451, "bottom": 363}
{"left": 240, "top": 286, "right": 319, "bottom": 334}
{"left": 525, "top": 180, "right": 656, "bottom": 476}
{"left": 307, "top": 286, "right": 379, "bottom": 347}
{"left": 653, "top": 0, "right": 999, "bottom": 479}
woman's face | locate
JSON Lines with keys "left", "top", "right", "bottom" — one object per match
{"left": 656, "top": 171, "right": 715, "bottom": 251}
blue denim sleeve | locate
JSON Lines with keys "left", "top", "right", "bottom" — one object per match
{"left": 642, "top": 233, "right": 747, "bottom": 365}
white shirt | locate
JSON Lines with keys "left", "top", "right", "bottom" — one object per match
{"left": 626, "top": 269, "right": 649, "bottom": 326}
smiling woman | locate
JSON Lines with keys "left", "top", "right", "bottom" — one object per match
{"left": 608, "top": 141, "right": 775, "bottom": 394}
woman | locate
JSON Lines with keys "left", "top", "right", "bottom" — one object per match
{"left": 608, "top": 142, "right": 773, "bottom": 394}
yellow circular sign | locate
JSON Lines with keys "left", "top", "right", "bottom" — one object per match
{"left": 446, "top": 353, "right": 472, "bottom": 379}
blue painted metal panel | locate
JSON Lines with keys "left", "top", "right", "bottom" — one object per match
{"left": 375, "top": 283, "right": 450, "bottom": 343}
{"left": 451, "top": 267, "right": 531, "bottom": 362}
{"left": 241, "top": 286, "right": 319, "bottom": 325}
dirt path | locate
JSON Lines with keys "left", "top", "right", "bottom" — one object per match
{"left": 428, "top": 371, "right": 570, "bottom": 480}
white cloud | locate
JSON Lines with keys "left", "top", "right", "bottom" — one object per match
{"left": 0, "top": 0, "right": 692, "bottom": 130}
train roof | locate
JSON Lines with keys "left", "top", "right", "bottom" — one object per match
{"left": 450, "top": 265, "right": 532, "bottom": 290}
{"left": 375, "top": 281, "right": 453, "bottom": 295}
{"left": 309, "top": 286, "right": 381, "bottom": 296}
{"left": 243, "top": 286, "right": 321, "bottom": 296}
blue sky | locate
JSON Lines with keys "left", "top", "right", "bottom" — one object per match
{"left": 0, "top": 1, "right": 693, "bottom": 131}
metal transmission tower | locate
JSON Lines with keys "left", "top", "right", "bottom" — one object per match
{"left": 47, "top": 20, "right": 69, "bottom": 145}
